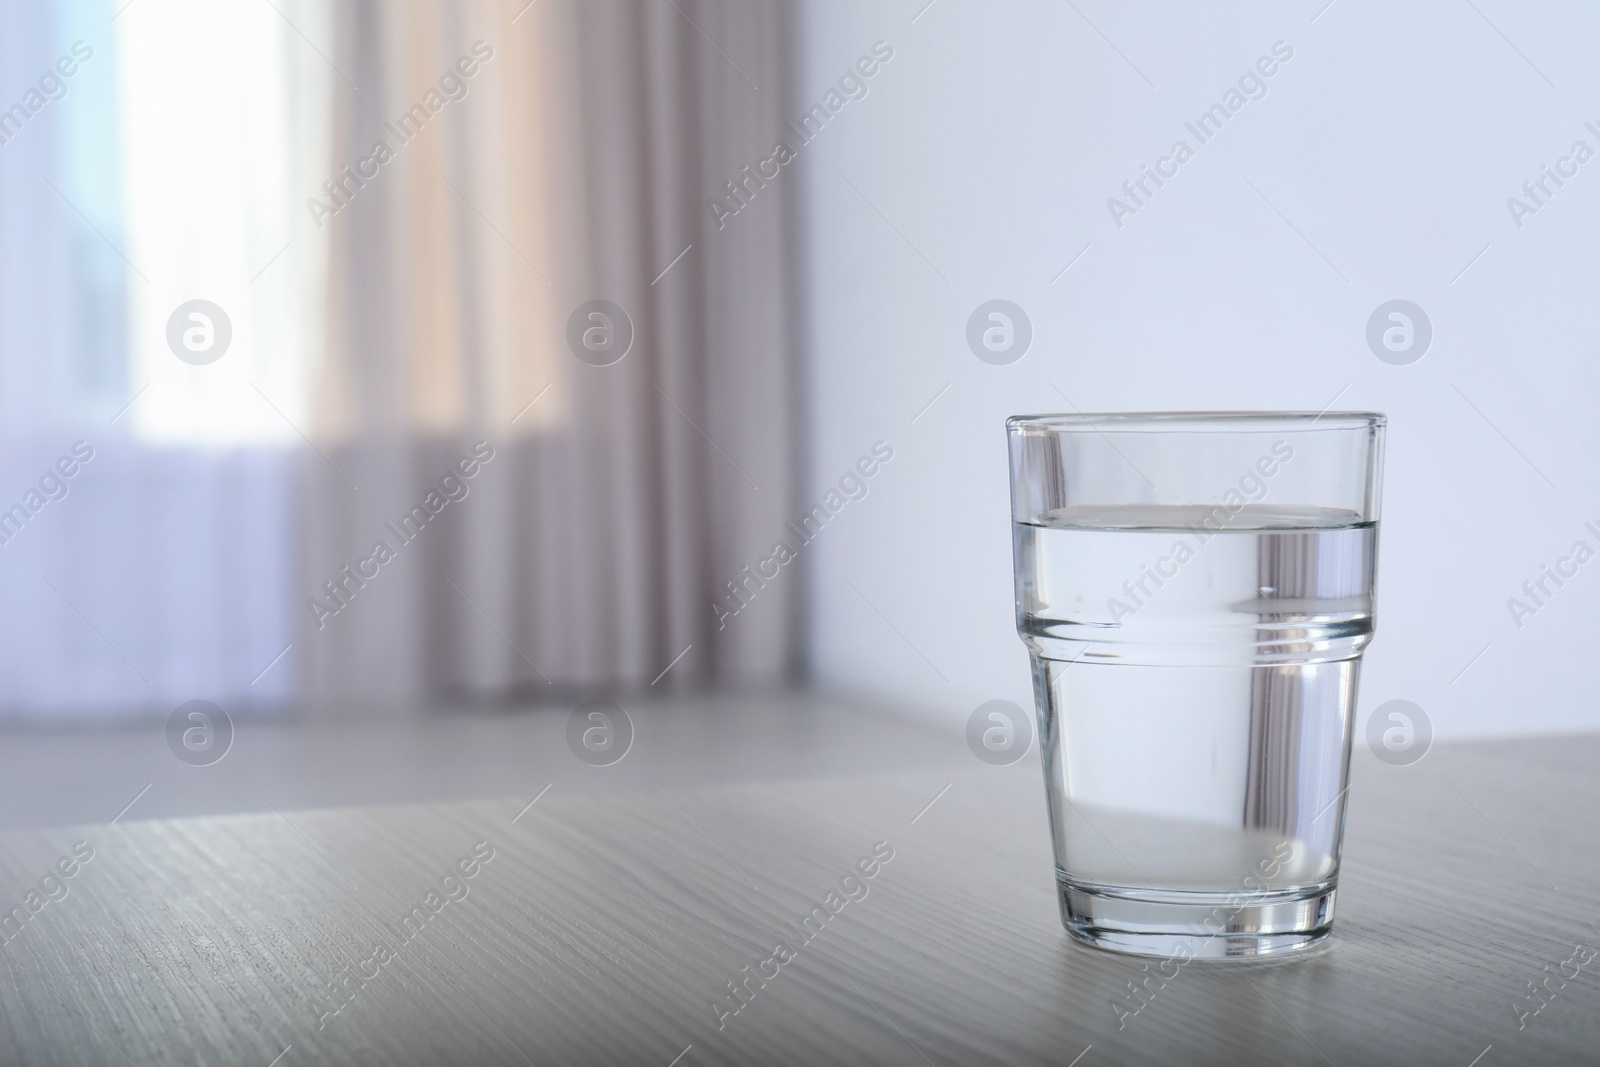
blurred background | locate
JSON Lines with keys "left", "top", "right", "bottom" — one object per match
{"left": 1, "top": 0, "right": 1595, "bottom": 827}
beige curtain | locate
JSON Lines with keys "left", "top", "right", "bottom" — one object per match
{"left": 301, "top": 0, "right": 794, "bottom": 709}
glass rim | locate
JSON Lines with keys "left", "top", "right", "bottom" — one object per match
{"left": 1006, "top": 410, "right": 1386, "bottom": 434}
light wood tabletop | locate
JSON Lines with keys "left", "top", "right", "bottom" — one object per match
{"left": 0, "top": 733, "right": 1595, "bottom": 1065}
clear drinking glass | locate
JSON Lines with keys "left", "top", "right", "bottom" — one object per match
{"left": 1007, "top": 412, "right": 1385, "bottom": 959}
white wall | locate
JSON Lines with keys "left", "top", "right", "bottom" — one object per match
{"left": 792, "top": 0, "right": 1600, "bottom": 739}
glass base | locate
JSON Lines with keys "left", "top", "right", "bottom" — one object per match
{"left": 1057, "top": 873, "right": 1336, "bottom": 960}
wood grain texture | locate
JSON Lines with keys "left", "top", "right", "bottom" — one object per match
{"left": 0, "top": 735, "right": 1597, "bottom": 1066}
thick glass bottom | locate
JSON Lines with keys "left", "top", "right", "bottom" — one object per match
{"left": 1057, "top": 873, "right": 1336, "bottom": 960}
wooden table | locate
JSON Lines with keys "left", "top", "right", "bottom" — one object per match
{"left": 0, "top": 734, "right": 1595, "bottom": 1065}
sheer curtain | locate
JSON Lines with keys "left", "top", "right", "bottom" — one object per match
{"left": 301, "top": 0, "right": 796, "bottom": 710}
{"left": 0, "top": 0, "right": 794, "bottom": 722}
{"left": 0, "top": 0, "right": 320, "bottom": 722}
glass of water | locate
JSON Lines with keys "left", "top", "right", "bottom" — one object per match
{"left": 1007, "top": 412, "right": 1385, "bottom": 959}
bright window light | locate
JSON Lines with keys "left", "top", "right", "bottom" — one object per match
{"left": 116, "top": 0, "right": 321, "bottom": 445}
